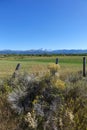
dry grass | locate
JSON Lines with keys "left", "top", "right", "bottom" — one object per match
{"left": 0, "top": 93, "right": 20, "bottom": 130}
{"left": 0, "top": 55, "right": 85, "bottom": 78}
{"left": 0, "top": 59, "right": 87, "bottom": 130}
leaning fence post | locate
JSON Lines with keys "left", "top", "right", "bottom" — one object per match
{"left": 83, "top": 57, "right": 86, "bottom": 77}
{"left": 12, "top": 63, "right": 21, "bottom": 78}
{"left": 56, "top": 58, "right": 58, "bottom": 64}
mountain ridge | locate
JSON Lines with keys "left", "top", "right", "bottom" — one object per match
{"left": 0, "top": 49, "right": 87, "bottom": 54}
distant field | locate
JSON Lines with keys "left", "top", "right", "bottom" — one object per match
{"left": 0, "top": 55, "right": 86, "bottom": 77}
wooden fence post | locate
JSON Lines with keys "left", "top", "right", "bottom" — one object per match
{"left": 83, "top": 57, "right": 86, "bottom": 77}
{"left": 56, "top": 58, "right": 58, "bottom": 64}
{"left": 12, "top": 63, "right": 21, "bottom": 78}
{"left": 15, "top": 63, "right": 21, "bottom": 71}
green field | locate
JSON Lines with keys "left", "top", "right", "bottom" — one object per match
{"left": 0, "top": 55, "right": 86, "bottom": 77}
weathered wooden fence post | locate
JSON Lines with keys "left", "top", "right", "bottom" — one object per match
{"left": 56, "top": 58, "right": 58, "bottom": 64}
{"left": 15, "top": 63, "right": 21, "bottom": 71}
{"left": 12, "top": 63, "right": 21, "bottom": 78}
{"left": 83, "top": 57, "right": 86, "bottom": 77}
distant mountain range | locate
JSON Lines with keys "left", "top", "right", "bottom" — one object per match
{"left": 0, "top": 49, "right": 87, "bottom": 55}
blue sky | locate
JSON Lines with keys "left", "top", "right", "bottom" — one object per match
{"left": 0, "top": 0, "right": 87, "bottom": 50}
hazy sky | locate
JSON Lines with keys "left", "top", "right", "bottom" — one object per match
{"left": 0, "top": 0, "right": 87, "bottom": 50}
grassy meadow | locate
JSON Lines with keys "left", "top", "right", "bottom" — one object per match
{"left": 0, "top": 55, "right": 85, "bottom": 77}
{"left": 0, "top": 54, "right": 87, "bottom": 130}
